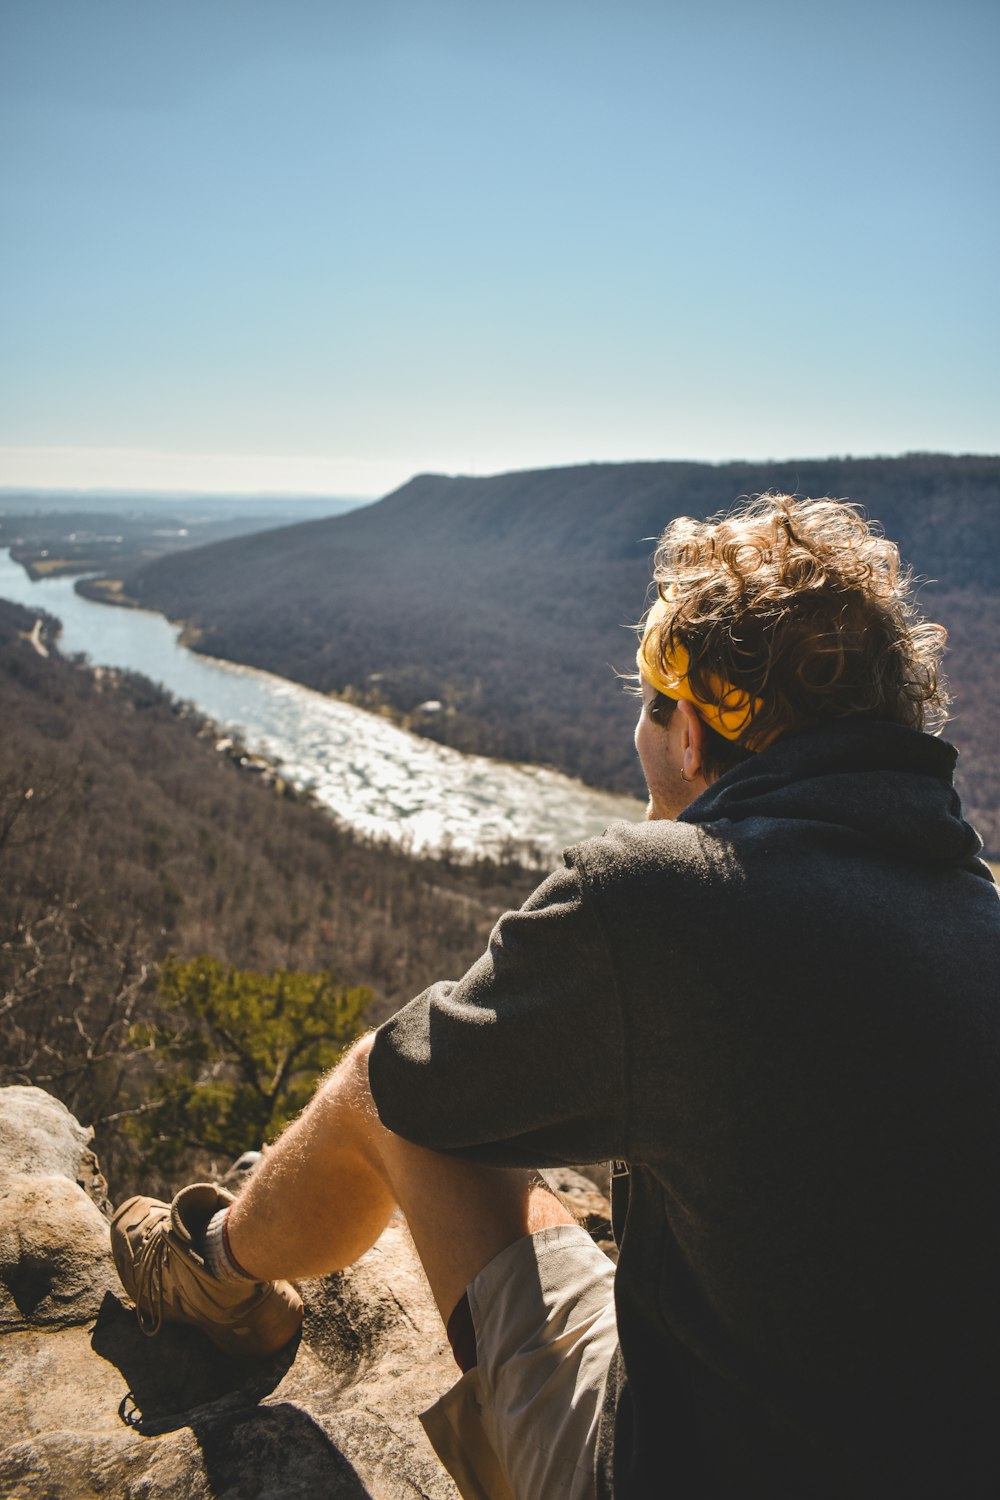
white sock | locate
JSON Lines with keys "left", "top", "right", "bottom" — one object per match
{"left": 203, "top": 1207, "right": 257, "bottom": 1283}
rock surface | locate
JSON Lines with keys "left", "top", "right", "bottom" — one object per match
{"left": 0, "top": 1086, "right": 461, "bottom": 1498}
{"left": 0, "top": 1088, "right": 118, "bottom": 1335}
{"left": 0, "top": 1087, "right": 614, "bottom": 1499}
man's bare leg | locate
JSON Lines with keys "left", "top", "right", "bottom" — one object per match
{"left": 226, "top": 1033, "right": 575, "bottom": 1324}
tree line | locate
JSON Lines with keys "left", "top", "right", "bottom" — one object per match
{"left": 0, "top": 599, "right": 538, "bottom": 1194}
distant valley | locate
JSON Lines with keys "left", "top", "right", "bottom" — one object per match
{"left": 0, "top": 491, "right": 366, "bottom": 582}
{"left": 2, "top": 456, "right": 998, "bottom": 1191}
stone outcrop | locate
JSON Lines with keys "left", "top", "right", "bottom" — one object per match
{"left": 0, "top": 1087, "right": 613, "bottom": 1499}
{"left": 0, "top": 1086, "right": 459, "bottom": 1498}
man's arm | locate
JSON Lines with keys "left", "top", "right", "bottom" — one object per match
{"left": 370, "top": 859, "right": 629, "bottom": 1167}
{"left": 226, "top": 855, "right": 626, "bottom": 1314}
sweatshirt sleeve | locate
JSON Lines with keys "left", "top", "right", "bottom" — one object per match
{"left": 368, "top": 858, "right": 629, "bottom": 1168}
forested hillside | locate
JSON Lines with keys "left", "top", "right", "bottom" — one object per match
{"left": 0, "top": 600, "right": 536, "bottom": 1191}
{"left": 128, "top": 454, "right": 1000, "bottom": 852}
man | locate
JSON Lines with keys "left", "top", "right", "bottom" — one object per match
{"left": 113, "top": 494, "right": 1000, "bottom": 1499}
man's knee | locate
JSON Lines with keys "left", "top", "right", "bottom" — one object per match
{"left": 314, "top": 1030, "right": 376, "bottom": 1114}
{"left": 293, "top": 1030, "right": 385, "bottom": 1178}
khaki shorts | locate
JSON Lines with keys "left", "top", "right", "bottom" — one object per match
{"left": 420, "top": 1224, "right": 618, "bottom": 1500}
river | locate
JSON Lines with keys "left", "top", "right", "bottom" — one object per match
{"left": 1, "top": 550, "right": 643, "bottom": 860}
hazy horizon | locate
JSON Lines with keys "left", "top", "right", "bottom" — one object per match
{"left": 4, "top": 446, "right": 999, "bottom": 510}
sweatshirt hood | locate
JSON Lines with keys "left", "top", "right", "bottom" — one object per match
{"left": 680, "top": 717, "right": 983, "bottom": 869}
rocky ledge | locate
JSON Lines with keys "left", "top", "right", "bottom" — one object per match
{"left": 0, "top": 1087, "right": 611, "bottom": 1499}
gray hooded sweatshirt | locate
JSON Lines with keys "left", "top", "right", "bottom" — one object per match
{"left": 370, "top": 718, "right": 1000, "bottom": 1498}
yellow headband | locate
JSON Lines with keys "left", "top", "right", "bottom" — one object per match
{"left": 637, "top": 597, "right": 763, "bottom": 742}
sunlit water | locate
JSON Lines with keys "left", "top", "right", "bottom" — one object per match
{"left": 1, "top": 551, "right": 643, "bottom": 859}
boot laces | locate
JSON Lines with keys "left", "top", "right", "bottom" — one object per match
{"left": 133, "top": 1218, "right": 172, "bottom": 1337}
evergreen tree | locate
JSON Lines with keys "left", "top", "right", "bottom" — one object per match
{"left": 129, "top": 956, "right": 370, "bottom": 1172}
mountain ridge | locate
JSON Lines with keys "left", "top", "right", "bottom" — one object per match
{"left": 125, "top": 454, "right": 1000, "bottom": 850}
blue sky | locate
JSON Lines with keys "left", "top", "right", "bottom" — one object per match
{"left": 2, "top": 0, "right": 997, "bottom": 497}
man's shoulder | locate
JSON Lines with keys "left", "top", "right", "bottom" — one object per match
{"left": 563, "top": 818, "right": 732, "bottom": 898}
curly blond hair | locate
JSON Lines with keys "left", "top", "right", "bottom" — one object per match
{"left": 643, "top": 493, "right": 949, "bottom": 767}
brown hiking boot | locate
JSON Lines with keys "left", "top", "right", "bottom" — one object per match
{"left": 111, "top": 1183, "right": 303, "bottom": 1359}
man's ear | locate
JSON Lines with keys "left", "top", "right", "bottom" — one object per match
{"left": 675, "top": 699, "right": 707, "bottom": 783}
